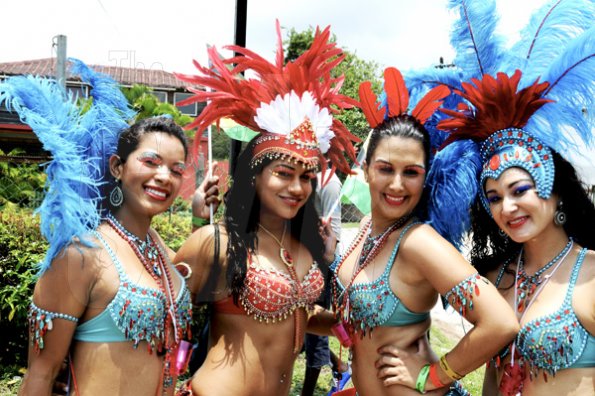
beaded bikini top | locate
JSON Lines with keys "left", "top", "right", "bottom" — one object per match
{"left": 494, "top": 248, "right": 595, "bottom": 375}
{"left": 73, "top": 231, "right": 193, "bottom": 351}
{"left": 238, "top": 253, "right": 325, "bottom": 322}
{"left": 332, "top": 222, "right": 429, "bottom": 334}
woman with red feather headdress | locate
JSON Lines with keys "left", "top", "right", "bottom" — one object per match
{"left": 329, "top": 67, "right": 518, "bottom": 395}
{"left": 173, "top": 22, "right": 359, "bottom": 396}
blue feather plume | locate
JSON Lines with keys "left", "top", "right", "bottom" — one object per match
{"left": 448, "top": 0, "right": 506, "bottom": 76}
{"left": 513, "top": 0, "right": 595, "bottom": 84}
{"left": 0, "top": 61, "right": 134, "bottom": 273}
{"left": 0, "top": 76, "right": 100, "bottom": 273}
{"left": 425, "top": 139, "right": 482, "bottom": 249}
{"left": 69, "top": 58, "right": 135, "bottom": 216}
{"left": 527, "top": 26, "right": 595, "bottom": 153}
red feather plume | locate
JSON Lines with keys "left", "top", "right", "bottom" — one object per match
{"left": 438, "top": 70, "right": 553, "bottom": 146}
{"left": 174, "top": 21, "right": 360, "bottom": 175}
{"left": 411, "top": 85, "right": 450, "bottom": 124}
{"left": 383, "top": 67, "right": 409, "bottom": 118}
{"left": 358, "top": 81, "right": 384, "bottom": 128}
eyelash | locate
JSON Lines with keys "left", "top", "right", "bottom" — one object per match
{"left": 138, "top": 156, "right": 185, "bottom": 176}
{"left": 271, "top": 169, "right": 314, "bottom": 181}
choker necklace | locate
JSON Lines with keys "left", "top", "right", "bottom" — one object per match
{"left": 106, "top": 213, "right": 162, "bottom": 276}
{"left": 516, "top": 238, "right": 573, "bottom": 313}
{"left": 259, "top": 223, "right": 293, "bottom": 267}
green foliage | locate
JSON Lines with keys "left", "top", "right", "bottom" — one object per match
{"left": 120, "top": 84, "right": 194, "bottom": 131}
{"left": 152, "top": 207, "right": 192, "bottom": 252}
{"left": 0, "top": 149, "right": 46, "bottom": 208}
{"left": 0, "top": 206, "right": 46, "bottom": 371}
{"left": 283, "top": 27, "right": 382, "bottom": 143}
{"left": 211, "top": 126, "right": 232, "bottom": 160}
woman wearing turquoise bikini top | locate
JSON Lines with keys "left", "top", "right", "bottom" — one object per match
{"left": 330, "top": 68, "right": 519, "bottom": 395}
{"left": 438, "top": 70, "right": 595, "bottom": 395}
{"left": 19, "top": 116, "right": 194, "bottom": 396}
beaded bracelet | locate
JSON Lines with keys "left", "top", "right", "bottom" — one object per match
{"left": 428, "top": 363, "right": 446, "bottom": 388}
{"left": 439, "top": 354, "right": 463, "bottom": 381}
{"left": 444, "top": 272, "right": 485, "bottom": 318}
{"left": 175, "top": 262, "right": 193, "bottom": 279}
{"left": 192, "top": 216, "right": 209, "bottom": 227}
{"left": 29, "top": 302, "right": 78, "bottom": 352}
{"left": 415, "top": 364, "right": 430, "bottom": 394}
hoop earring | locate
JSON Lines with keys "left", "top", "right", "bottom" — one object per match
{"left": 498, "top": 228, "right": 507, "bottom": 237}
{"left": 110, "top": 179, "right": 124, "bottom": 207}
{"left": 554, "top": 201, "right": 566, "bottom": 226}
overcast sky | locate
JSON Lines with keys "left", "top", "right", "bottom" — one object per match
{"left": 2, "top": 0, "right": 549, "bottom": 74}
{"left": 2, "top": 0, "right": 593, "bottom": 181}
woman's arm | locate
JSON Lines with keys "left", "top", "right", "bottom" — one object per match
{"left": 19, "top": 245, "right": 96, "bottom": 396}
{"left": 376, "top": 224, "right": 518, "bottom": 392}
{"left": 306, "top": 305, "right": 337, "bottom": 336}
{"left": 174, "top": 225, "right": 227, "bottom": 300}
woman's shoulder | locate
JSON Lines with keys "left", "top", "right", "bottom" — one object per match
{"left": 175, "top": 222, "right": 229, "bottom": 265}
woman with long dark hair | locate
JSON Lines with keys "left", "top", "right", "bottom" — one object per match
{"left": 330, "top": 68, "right": 518, "bottom": 396}
{"left": 439, "top": 71, "right": 595, "bottom": 396}
{"left": 174, "top": 22, "right": 359, "bottom": 396}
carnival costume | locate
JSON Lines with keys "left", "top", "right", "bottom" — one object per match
{"left": 329, "top": 67, "right": 476, "bottom": 396}
{"left": 0, "top": 60, "right": 192, "bottom": 394}
{"left": 423, "top": 1, "right": 595, "bottom": 394}
{"left": 174, "top": 21, "right": 359, "bottom": 358}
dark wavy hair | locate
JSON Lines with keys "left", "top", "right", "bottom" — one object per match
{"left": 469, "top": 151, "right": 595, "bottom": 277}
{"left": 116, "top": 116, "right": 189, "bottom": 161}
{"left": 365, "top": 115, "right": 431, "bottom": 219}
{"left": 224, "top": 140, "right": 326, "bottom": 304}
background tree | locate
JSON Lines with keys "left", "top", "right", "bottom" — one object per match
{"left": 284, "top": 27, "right": 382, "bottom": 142}
{"left": 121, "top": 84, "right": 194, "bottom": 130}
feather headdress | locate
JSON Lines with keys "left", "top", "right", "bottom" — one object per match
{"left": 0, "top": 59, "right": 134, "bottom": 272}
{"left": 400, "top": 0, "right": 594, "bottom": 232}
{"left": 176, "top": 21, "right": 359, "bottom": 180}
{"left": 175, "top": 21, "right": 360, "bottom": 181}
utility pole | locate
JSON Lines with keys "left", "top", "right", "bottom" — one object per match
{"left": 229, "top": 0, "right": 247, "bottom": 175}
{"left": 54, "top": 35, "right": 67, "bottom": 90}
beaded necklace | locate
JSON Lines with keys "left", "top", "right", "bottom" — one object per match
{"left": 106, "top": 213, "right": 181, "bottom": 393}
{"left": 515, "top": 238, "right": 573, "bottom": 313}
{"left": 257, "top": 222, "right": 308, "bottom": 353}
{"left": 333, "top": 214, "right": 412, "bottom": 324}
{"left": 106, "top": 212, "right": 162, "bottom": 276}
{"left": 499, "top": 239, "right": 573, "bottom": 396}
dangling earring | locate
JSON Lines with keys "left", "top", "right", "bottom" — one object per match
{"left": 554, "top": 200, "right": 566, "bottom": 226}
{"left": 498, "top": 229, "right": 507, "bottom": 237}
{"left": 110, "top": 178, "right": 124, "bottom": 207}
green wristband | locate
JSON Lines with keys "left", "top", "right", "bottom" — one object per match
{"left": 416, "top": 364, "right": 430, "bottom": 394}
{"left": 192, "top": 216, "right": 209, "bottom": 227}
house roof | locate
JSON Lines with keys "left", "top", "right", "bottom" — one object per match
{"left": 0, "top": 58, "right": 189, "bottom": 90}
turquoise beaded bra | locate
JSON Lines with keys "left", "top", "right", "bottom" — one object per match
{"left": 332, "top": 222, "right": 430, "bottom": 334}
{"left": 73, "top": 231, "right": 192, "bottom": 349}
{"left": 494, "top": 248, "right": 595, "bottom": 375}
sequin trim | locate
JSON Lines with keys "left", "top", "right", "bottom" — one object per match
{"left": 28, "top": 302, "right": 78, "bottom": 352}
{"left": 445, "top": 273, "right": 485, "bottom": 318}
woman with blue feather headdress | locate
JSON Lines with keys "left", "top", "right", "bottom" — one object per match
{"left": 376, "top": 0, "right": 595, "bottom": 395}
{"left": 4, "top": 60, "right": 204, "bottom": 396}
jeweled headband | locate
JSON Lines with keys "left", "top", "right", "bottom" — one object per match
{"left": 479, "top": 128, "right": 554, "bottom": 213}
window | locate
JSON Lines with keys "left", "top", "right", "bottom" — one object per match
{"left": 152, "top": 90, "right": 168, "bottom": 103}
{"left": 174, "top": 92, "right": 198, "bottom": 116}
{"left": 66, "top": 84, "right": 89, "bottom": 100}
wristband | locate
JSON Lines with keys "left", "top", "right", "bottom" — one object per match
{"left": 439, "top": 354, "right": 463, "bottom": 381}
{"left": 175, "top": 262, "right": 192, "bottom": 279}
{"left": 415, "top": 364, "right": 430, "bottom": 394}
{"left": 428, "top": 363, "right": 446, "bottom": 388}
{"left": 192, "top": 216, "right": 209, "bottom": 227}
